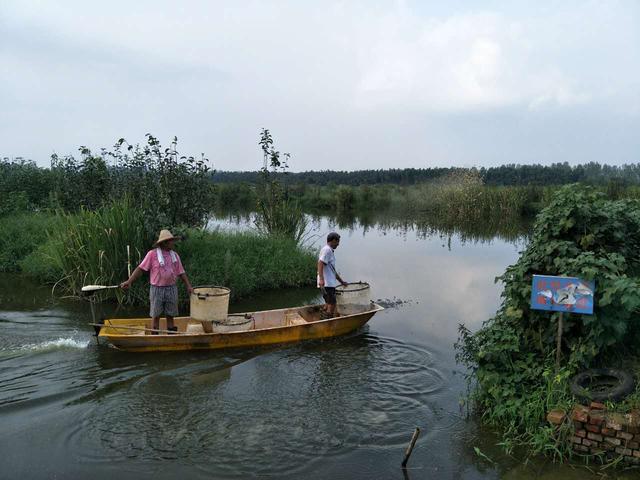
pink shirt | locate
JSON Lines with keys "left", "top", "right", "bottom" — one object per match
{"left": 138, "top": 249, "right": 186, "bottom": 286}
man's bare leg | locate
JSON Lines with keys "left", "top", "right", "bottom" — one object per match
{"left": 166, "top": 315, "right": 175, "bottom": 331}
{"left": 326, "top": 303, "right": 337, "bottom": 318}
{"left": 152, "top": 316, "right": 160, "bottom": 334}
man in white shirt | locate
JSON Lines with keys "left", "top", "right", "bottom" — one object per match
{"left": 317, "top": 232, "right": 348, "bottom": 318}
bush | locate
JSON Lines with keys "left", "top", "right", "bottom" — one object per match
{"left": 48, "top": 134, "right": 214, "bottom": 230}
{"left": 0, "top": 213, "right": 60, "bottom": 272}
{"left": 0, "top": 158, "right": 54, "bottom": 214}
{"left": 456, "top": 184, "right": 640, "bottom": 456}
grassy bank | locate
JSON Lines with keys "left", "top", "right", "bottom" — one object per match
{"left": 1, "top": 205, "right": 316, "bottom": 304}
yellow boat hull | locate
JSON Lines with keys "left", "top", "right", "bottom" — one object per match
{"left": 98, "top": 303, "right": 384, "bottom": 352}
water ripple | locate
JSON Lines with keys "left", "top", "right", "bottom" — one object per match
{"left": 60, "top": 334, "right": 446, "bottom": 478}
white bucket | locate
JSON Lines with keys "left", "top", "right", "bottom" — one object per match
{"left": 336, "top": 282, "right": 371, "bottom": 308}
{"left": 190, "top": 286, "right": 230, "bottom": 333}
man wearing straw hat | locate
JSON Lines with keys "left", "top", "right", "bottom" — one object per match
{"left": 120, "top": 229, "right": 194, "bottom": 334}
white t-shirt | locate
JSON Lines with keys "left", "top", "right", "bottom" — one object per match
{"left": 317, "top": 244, "right": 338, "bottom": 287}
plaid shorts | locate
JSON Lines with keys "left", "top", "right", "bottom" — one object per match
{"left": 149, "top": 285, "right": 179, "bottom": 317}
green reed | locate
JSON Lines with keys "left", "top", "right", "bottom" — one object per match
{"left": 11, "top": 200, "right": 315, "bottom": 304}
{"left": 25, "top": 200, "right": 151, "bottom": 301}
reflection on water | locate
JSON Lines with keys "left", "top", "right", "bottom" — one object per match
{"left": 1, "top": 213, "right": 634, "bottom": 479}
{"left": 209, "top": 208, "right": 531, "bottom": 246}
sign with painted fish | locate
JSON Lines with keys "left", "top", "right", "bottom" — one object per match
{"left": 530, "top": 275, "right": 595, "bottom": 315}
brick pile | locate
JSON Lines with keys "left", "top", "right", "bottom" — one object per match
{"left": 547, "top": 403, "right": 640, "bottom": 464}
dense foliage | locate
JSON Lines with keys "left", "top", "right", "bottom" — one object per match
{"left": 212, "top": 162, "right": 640, "bottom": 187}
{"left": 456, "top": 184, "right": 640, "bottom": 455}
{"left": 2, "top": 135, "right": 214, "bottom": 232}
{"left": 0, "top": 158, "right": 53, "bottom": 215}
{"left": 51, "top": 135, "right": 214, "bottom": 231}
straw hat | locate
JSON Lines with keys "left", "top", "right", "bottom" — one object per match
{"left": 153, "top": 229, "right": 180, "bottom": 247}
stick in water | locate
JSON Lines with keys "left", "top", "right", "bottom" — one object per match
{"left": 401, "top": 427, "right": 421, "bottom": 468}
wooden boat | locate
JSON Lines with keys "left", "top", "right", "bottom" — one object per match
{"left": 98, "top": 303, "right": 384, "bottom": 352}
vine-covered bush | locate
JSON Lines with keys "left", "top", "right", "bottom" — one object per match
{"left": 456, "top": 184, "right": 640, "bottom": 454}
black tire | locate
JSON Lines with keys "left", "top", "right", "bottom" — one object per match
{"left": 570, "top": 368, "right": 635, "bottom": 403}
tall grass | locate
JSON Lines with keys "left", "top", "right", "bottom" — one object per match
{"left": 402, "top": 171, "right": 548, "bottom": 221}
{"left": 14, "top": 201, "right": 315, "bottom": 304}
{"left": 180, "top": 229, "right": 315, "bottom": 300}
{"left": 254, "top": 197, "right": 309, "bottom": 245}
{"left": 21, "top": 200, "right": 151, "bottom": 301}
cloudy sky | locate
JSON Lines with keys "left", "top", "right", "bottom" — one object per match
{"left": 1, "top": 0, "right": 639, "bottom": 170}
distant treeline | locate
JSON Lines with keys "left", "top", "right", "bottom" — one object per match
{"left": 212, "top": 162, "right": 640, "bottom": 187}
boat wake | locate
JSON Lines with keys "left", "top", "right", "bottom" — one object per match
{"left": 22, "top": 337, "right": 90, "bottom": 353}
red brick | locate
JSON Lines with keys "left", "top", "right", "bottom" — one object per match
{"left": 571, "top": 436, "right": 582, "bottom": 445}
{"left": 575, "top": 429, "right": 587, "bottom": 438}
{"left": 582, "top": 438, "right": 593, "bottom": 447}
{"left": 604, "top": 436, "right": 621, "bottom": 446}
{"left": 625, "top": 456, "right": 640, "bottom": 465}
{"left": 589, "top": 411, "right": 605, "bottom": 426}
{"left": 617, "top": 430, "right": 634, "bottom": 441}
{"left": 585, "top": 424, "right": 601, "bottom": 433}
{"left": 590, "top": 447, "right": 606, "bottom": 455}
{"left": 634, "top": 450, "right": 640, "bottom": 458}
{"left": 572, "top": 405, "right": 590, "bottom": 423}
{"left": 588, "top": 432, "right": 603, "bottom": 442}
{"left": 590, "top": 401, "right": 606, "bottom": 410}
{"left": 601, "top": 427, "right": 616, "bottom": 436}
{"left": 573, "top": 421, "right": 584, "bottom": 430}
{"left": 605, "top": 413, "right": 626, "bottom": 431}
{"left": 574, "top": 444, "right": 589, "bottom": 453}
{"left": 546, "top": 409, "right": 566, "bottom": 425}
{"left": 629, "top": 441, "right": 639, "bottom": 449}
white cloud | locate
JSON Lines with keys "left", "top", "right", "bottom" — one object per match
{"left": 354, "top": 11, "right": 595, "bottom": 112}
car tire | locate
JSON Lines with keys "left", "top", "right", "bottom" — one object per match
{"left": 570, "top": 368, "right": 635, "bottom": 403}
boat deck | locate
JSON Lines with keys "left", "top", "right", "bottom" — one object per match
{"left": 98, "top": 303, "right": 383, "bottom": 352}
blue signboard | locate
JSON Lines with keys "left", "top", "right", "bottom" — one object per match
{"left": 530, "top": 275, "right": 595, "bottom": 315}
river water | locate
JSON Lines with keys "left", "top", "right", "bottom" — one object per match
{"left": 1, "top": 214, "right": 637, "bottom": 479}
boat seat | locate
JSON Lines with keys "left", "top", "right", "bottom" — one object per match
{"left": 186, "top": 323, "right": 205, "bottom": 334}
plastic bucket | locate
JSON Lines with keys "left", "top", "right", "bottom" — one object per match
{"left": 190, "top": 286, "right": 231, "bottom": 332}
{"left": 336, "top": 282, "right": 371, "bottom": 308}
